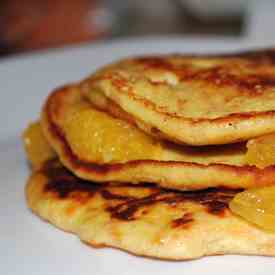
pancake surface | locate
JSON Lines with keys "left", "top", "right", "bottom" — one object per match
{"left": 41, "top": 85, "right": 275, "bottom": 190}
{"left": 83, "top": 49, "right": 275, "bottom": 145}
{"left": 26, "top": 160, "right": 275, "bottom": 260}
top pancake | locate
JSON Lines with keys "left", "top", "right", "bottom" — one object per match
{"left": 83, "top": 49, "right": 275, "bottom": 145}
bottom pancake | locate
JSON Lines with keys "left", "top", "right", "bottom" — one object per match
{"left": 26, "top": 160, "right": 275, "bottom": 260}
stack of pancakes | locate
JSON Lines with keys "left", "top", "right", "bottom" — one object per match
{"left": 24, "top": 49, "right": 275, "bottom": 260}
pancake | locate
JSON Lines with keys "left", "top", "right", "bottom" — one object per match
{"left": 40, "top": 84, "right": 275, "bottom": 190}
{"left": 82, "top": 49, "right": 275, "bottom": 146}
{"left": 26, "top": 159, "right": 275, "bottom": 260}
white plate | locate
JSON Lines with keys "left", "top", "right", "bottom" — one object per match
{"left": 2, "top": 36, "right": 275, "bottom": 275}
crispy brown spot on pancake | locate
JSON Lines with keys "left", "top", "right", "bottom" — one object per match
{"left": 107, "top": 192, "right": 165, "bottom": 221}
{"left": 42, "top": 161, "right": 240, "bottom": 222}
{"left": 43, "top": 160, "right": 142, "bottom": 201}
{"left": 43, "top": 160, "right": 102, "bottom": 198}
{"left": 112, "top": 77, "right": 132, "bottom": 91}
{"left": 100, "top": 189, "right": 134, "bottom": 201}
{"left": 172, "top": 213, "right": 194, "bottom": 228}
{"left": 150, "top": 127, "right": 162, "bottom": 135}
{"left": 108, "top": 188, "right": 240, "bottom": 221}
{"left": 135, "top": 51, "right": 275, "bottom": 94}
{"left": 206, "top": 201, "right": 228, "bottom": 216}
{"left": 180, "top": 67, "right": 275, "bottom": 94}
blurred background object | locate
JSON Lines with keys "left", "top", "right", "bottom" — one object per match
{"left": 0, "top": 0, "right": 274, "bottom": 57}
{"left": 0, "top": 0, "right": 117, "bottom": 54}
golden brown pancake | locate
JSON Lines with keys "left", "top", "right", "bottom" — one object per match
{"left": 40, "top": 84, "right": 275, "bottom": 191}
{"left": 26, "top": 159, "right": 275, "bottom": 260}
{"left": 83, "top": 49, "right": 275, "bottom": 145}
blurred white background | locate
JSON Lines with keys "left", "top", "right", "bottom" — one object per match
{"left": 1, "top": 0, "right": 275, "bottom": 56}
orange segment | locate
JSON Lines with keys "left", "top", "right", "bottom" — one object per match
{"left": 246, "top": 133, "right": 275, "bottom": 168}
{"left": 23, "top": 121, "right": 56, "bottom": 168}
{"left": 64, "top": 108, "right": 161, "bottom": 163}
{"left": 230, "top": 186, "right": 275, "bottom": 233}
